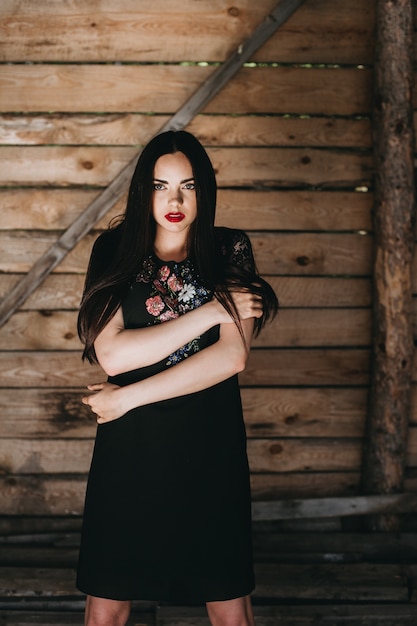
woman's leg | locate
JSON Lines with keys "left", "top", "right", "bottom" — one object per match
{"left": 84, "top": 595, "right": 131, "bottom": 626}
{"left": 206, "top": 595, "right": 255, "bottom": 626}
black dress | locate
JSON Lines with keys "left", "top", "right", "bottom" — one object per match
{"left": 76, "top": 227, "right": 255, "bottom": 604}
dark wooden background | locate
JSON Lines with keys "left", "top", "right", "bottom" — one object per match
{"left": 0, "top": 0, "right": 415, "bottom": 517}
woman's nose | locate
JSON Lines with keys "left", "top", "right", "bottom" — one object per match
{"left": 169, "top": 190, "right": 183, "bottom": 206}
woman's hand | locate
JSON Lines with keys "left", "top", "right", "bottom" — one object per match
{"left": 214, "top": 290, "right": 263, "bottom": 323}
{"left": 82, "top": 382, "right": 127, "bottom": 424}
{"left": 231, "top": 289, "right": 263, "bottom": 320}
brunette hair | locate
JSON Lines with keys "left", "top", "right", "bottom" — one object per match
{"left": 78, "top": 130, "right": 278, "bottom": 363}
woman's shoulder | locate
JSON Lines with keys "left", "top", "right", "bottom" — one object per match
{"left": 214, "top": 226, "right": 251, "bottom": 249}
{"left": 214, "top": 227, "right": 255, "bottom": 271}
{"left": 86, "top": 225, "right": 122, "bottom": 281}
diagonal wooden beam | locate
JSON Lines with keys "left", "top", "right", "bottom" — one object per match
{"left": 0, "top": 0, "right": 306, "bottom": 328}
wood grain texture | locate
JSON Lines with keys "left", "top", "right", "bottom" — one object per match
{"left": 0, "top": 146, "right": 373, "bottom": 188}
{"left": 0, "top": 348, "right": 371, "bottom": 388}
{"left": 0, "top": 387, "right": 368, "bottom": 439}
{"left": 0, "top": 563, "right": 408, "bottom": 602}
{"left": 0, "top": 437, "right": 384, "bottom": 475}
{"left": 0, "top": 308, "right": 372, "bottom": 350}
{"left": 0, "top": 275, "right": 373, "bottom": 310}
{"left": 0, "top": 188, "right": 373, "bottom": 231}
{"left": 0, "top": 232, "right": 373, "bottom": 276}
{"left": 363, "top": 0, "right": 415, "bottom": 529}
{"left": 0, "top": 114, "right": 373, "bottom": 148}
{"left": 0, "top": 65, "right": 372, "bottom": 115}
{"left": 5, "top": 470, "right": 416, "bottom": 512}
{"left": 0, "top": 0, "right": 375, "bottom": 64}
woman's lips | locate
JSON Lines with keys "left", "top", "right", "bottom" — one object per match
{"left": 165, "top": 213, "right": 185, "bottom": 222}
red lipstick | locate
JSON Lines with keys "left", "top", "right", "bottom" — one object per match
{"left": 165, "top": 213, "right": 185, "bottom": 223}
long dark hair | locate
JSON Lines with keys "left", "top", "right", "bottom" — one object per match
{"left": 78, "top": 130, "right": 278, "bottom": 363}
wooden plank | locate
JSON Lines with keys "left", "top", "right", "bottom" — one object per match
{"left": 1, "top": 603, "right": 417, "bottom": 626}
{"left": 0, "top": 0, "right": 375, "bottom": 64}
{"left": 12, "top": 441, "right": 405, "bottom": 490}
{"left": 0, "top": 439, "right": 94, "bottom": 475}
{"left": 0, "top": 188, "right": 373, "bottom": 231}
{"left": 4, "top": 471, "right": 415, "bottom": 515}
{"left": 4, "top": 529, "right": 417, "bottom": 565}
{"left": 0, "top": 274, "right": 373, "bottom": 310}
{"left": 0, "top": 476, "right": 87, "bottom": 516}
{"left": 0, "top": 546, "right": 79, "bottom": 567}
{"left": 0, "top": 474, "right": 362, "bottom": 515}
{"left": 252, "top": 493, "right": 417, "bottom": 521}
{"left": 0, "top": 351, "right": 101, "bottom": 388}
{"left": 0, "top": 563, "right": 408, "bottom": 603}
{"left": 0, "top": 611, "right": 86, "bottom": 625}
{"left": 255, "top": 468, "right": 417, "bottom": 502}
{"left": 0, "top": 611, "right": 154, "bottom": 626}
{"left": 0, "top": 232, "right": 373, "bottom": 276}
{"left": 0, "top": 146, "right": 373, "bottom": 188}
{"left": 248, "top": 439, "right": 363, "bottom": 473}
{"left": 0, "top": 65, "right": 372, "bottom": 115}
{"left": 0, "top": 114, "right": 373, "bottom": 149}
{"left": 0, "top": 389, "right": 93, "bottom": 439}
{"left": 0, "top": 348, "right": 371, "bottom": 387}
{"left": 156, "top": 604, "right": 417, "bottom": 626}
{"left": 0, "top": 275, "right": 86, "bottom": 310}
{"left": 0, "top": 308, "right": 372, "bottom": 350}
{"left": 0, "top": 387, "right": 368, "bottom": 439}
{"left": 0, "top": 566, "right": 80, "bottom": 598}
{"left": 0, "top": 438, "right": 368, "bottom": 475}
{"left": 241, "top": 348, "right": 370, "bottom": 387}
{"left": 274, "top": 276, "right": 372, "bottom": 307}
{"left": 0, "top": 516, "right": 82, "bottom": 536}
{"left": 256, "top": 308, "right": 371, "bottom": 347}
{"left": 252, "top": 531, "right": 417, "bottom": 564}
{"left": 253, "top": 563, "right": 409, "bottom": 601}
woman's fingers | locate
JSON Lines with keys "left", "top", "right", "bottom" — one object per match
{"left": 81, "top": 382, "right": 124, "bottom": 424}
{"left": 87, "top": 382, "right": 105, "bottom": 391}
{"left": 231, "top": 291, "right": 263, "bottom": 319}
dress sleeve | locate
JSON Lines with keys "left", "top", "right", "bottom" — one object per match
{"left": 220, "top": 229, "right": 257, "bottom": 274}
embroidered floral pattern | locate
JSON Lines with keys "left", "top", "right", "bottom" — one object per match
{"left": 218, "top": 229, "right": 255, "bottom": 274}
{"left": 136, "top": 256, "right": 212, "bottom": 366}
{"left": 133, "top": 231, "right": 254, "bottom": 368}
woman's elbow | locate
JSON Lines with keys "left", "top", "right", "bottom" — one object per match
{"left": 231, "top": 345, "right": 250, "bottom": 374}
{"left": 95, "top": 348, "right": 122, "bottom": 377}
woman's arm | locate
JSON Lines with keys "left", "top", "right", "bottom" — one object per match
{"left": 83, "top": 317, "right": 254, "bottom": 423}
{"left": 94, "top": 291, "right": 261, "bottom": 376}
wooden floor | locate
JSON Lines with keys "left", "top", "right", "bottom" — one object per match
{"left": 0, "top": 517, "right": 416, "bottom": 625}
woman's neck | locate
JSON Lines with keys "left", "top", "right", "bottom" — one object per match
{"left": 153, "top": 229, "right": 188, "bottom": 262}
{"left": 153, "top": 238, "right": 188, "bottom": 262}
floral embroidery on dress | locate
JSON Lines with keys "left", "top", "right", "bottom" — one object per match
{"left": 136, "top": 256, "right": 212, "bottom": 366}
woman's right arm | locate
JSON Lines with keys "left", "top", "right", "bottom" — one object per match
{"left": 94, "top": 291, "right": 261, "bottom": 376}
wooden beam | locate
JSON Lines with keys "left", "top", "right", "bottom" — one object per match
{"left": 0, "top": 0, "right": 306, "bottom": 328}
{"left": 252, "top": 493, "right": 417, "bottom": 521}
{"left": 361, "top": 0, "right": 415, "bottom": 531}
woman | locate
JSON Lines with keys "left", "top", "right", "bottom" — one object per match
{"left": 77, "top": 130, "right": 278, "bottom": 626}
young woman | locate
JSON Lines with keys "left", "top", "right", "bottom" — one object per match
{"left": 77, "top": 130, "right": 278, "bottom": 626}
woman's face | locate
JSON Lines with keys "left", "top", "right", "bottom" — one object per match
{"left": 152, "top": 151, "right": 197, "bottom": 238}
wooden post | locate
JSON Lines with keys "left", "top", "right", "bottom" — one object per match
{"left": 362, "top": 0, "right": 415, "bottom": 531}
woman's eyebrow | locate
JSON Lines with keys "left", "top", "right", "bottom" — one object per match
{"left": 153, "top": 177, "right": 195, "bottom": 184}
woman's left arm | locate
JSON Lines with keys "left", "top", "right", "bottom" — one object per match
{"left": 83, "top": 317, "right": 254, "bottom": 423}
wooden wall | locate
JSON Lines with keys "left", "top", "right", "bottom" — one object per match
{"left": 0, "top": 0, "right": 415, "bottom": 517}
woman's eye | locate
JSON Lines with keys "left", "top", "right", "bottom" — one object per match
{"left": 183, "top": 183, "right": 195, "bottom": 190}
{"left": 153, "top": 183, "right": 165, "bottom": 190}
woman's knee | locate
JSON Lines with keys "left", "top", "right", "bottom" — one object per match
{"left": 84, "top": 595, "right": 131, "bottom": 626}
{"left": 206, "top": 595, "right": 255, "bottom": 626}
